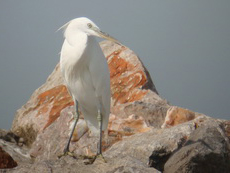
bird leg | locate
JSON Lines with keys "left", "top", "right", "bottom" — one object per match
{"left": 58, "top": 100, "right": 79, "bottom": 159}
{"left": 98, "top": 108, "right": 103, "bottom": 155}
{"left": 83, "top": 108, "right": 106, "bottom": 164}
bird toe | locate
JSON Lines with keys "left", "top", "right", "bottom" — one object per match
{"left": 83, "top": 154, "right": 107, "bottom": 165}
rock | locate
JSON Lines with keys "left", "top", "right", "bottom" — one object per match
{"left": 148, "top": 148, "right": 171, "bottom": 172}
{"left": 102, "top": 42, "right": 168, "bottom": 127}
{"left": 161, "top": 106, "right": 199, "bottom": 128}
{"left": 106, "top": 123, "right": 195, "bottom": 171}
{"left": 164, "top": 118, "right": 230, "bottom": 173}
{"left": 102, "top": 42, "right": 158, "bottom": 105}
{"left": 0, "top": 146, "right": 17, "bottom": 169}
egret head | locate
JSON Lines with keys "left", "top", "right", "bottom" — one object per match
{"left": 59, "top": 17, "right": 121, "bottom": 45}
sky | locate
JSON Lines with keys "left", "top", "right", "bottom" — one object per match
{"left": 0, "top": 0, "right": 229, "bottom": 130}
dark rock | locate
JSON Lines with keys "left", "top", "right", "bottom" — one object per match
{"left": 0, "top": 146, "right": 17, "bottom": 169}
{"left": 148, "top": 147, "right": 172, "bottom": 172}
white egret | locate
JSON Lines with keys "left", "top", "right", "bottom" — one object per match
{"left": 58, "top": 17, "right": 121, "bottom": 164}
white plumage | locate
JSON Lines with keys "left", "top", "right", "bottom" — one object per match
{"left": 59, "top": 17, "right": 120, "bottom": 162}
{"left": 60, "top": 19, "right": 110, "bottom": 132}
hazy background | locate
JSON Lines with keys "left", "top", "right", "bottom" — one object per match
{"left": 0, "top": 0, "right": 229, "bottom": 130}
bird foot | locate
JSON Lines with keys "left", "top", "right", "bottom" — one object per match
{"left": 83, "top": 154, "right": 107, "bottom": 165}
{"left": 58, "top": 150, "right": 77, "bottom": 159}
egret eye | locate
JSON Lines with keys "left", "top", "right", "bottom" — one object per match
{"left": 87, "top": 23, "right": 93, "bottom": 28}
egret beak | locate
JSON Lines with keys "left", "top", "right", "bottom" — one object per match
{"left": 92, "top": 27, "right": 122, "bottom": 45}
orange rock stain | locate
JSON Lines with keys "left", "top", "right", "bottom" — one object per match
{"left": 36, "top": 85, "right": 74, "bottom": 130}
{"left": 107, "top": 48, "right": 148, "bottom": 105}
